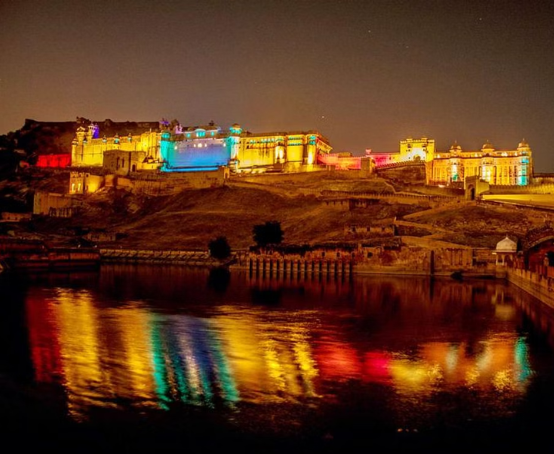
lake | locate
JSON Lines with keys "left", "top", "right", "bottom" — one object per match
{"left": 1, "top": 264, "right": 554, "bottom": 453}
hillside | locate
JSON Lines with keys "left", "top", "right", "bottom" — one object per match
{"left": 7, "top": 168, "right": 549, "bottom": 252}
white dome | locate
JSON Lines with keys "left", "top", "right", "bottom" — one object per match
{"left": 496, "top": 235, "right": 517, "bottom": 253}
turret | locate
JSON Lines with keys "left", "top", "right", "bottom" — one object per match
{"left": 86, "top": 123, "right": 98, "bottom": 142}
{"left": 159, "top": 118, "right": 170, "bottom": 131}
{"left": 229, "top": 123, "right": 242, "bottom": 161}
{"left": 88, "top": 123, "right": 99, "bottom": 140}
{"left": 517, "top": 139, "right": 530, "bottom": 153}
{"left": 75, "top": 126, "right": 86, "bottom": 144}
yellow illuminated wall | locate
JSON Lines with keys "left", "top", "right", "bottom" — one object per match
{"left": 369, "top": 137, "right": 435, "bottom": 167}
{"left": 71, "top": 126, "right": 161, "bottom": 168}
{"left": 399, "top": 137, "right": 435, "bottom": 162}
{"left": 429, "top": 140, "right": 532, "bottom": 186}
{"left": 369, "top": 137, "right": 532, "bottom": 186}
{"left": 69, "top": 171, "right": 104, "bottom": 194}
{"left": 236, "top": 131, "right": 332, "bottom": 172}
{"left": 70, "top": 121, "right": 332, "bottom": 175}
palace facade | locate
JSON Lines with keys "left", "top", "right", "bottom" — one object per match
{"left": 367, "top": 137, "right": 533, "bottom": 186}
{"left": 427, "top": 140, "right": 532, "bottom": 186}
{"left": 71, "top": 123, "right": 161, "bottom": 171}
{"left": 237, "top": 129, "right": 332, "bottom": 172}
{"left": 71, "top": 120, "right": 333, "bottom": 174}
{"left": 68, "top": 120, "right": 533, "bottom": 187}
{"left": 366, "top": 137, "right": 437, "bottom": 167}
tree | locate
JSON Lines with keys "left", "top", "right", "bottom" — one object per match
{"left": 208, "top": 236, "right": 231, "bottom": 260}
{"left": 253, "top": 221, "right": 284, "bottom": 248}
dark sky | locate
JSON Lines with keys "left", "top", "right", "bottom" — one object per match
{"left": 2, "top": 0, "right": 554, "bottom": 171}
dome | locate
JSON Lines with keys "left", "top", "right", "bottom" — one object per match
{"left": 518, "top": 138, "right": 529, "bottom": 148}
{"left": 230, "top": 123, "right": 242, "bottom": 134}
{"left": 496, "top": 235, "right": 517, "bottom": 253}
{"left": 482, "top": 141, "right": 494, "bottom": 150}
{"left": 450, "top": 141, "right": 461, "bottom": 152}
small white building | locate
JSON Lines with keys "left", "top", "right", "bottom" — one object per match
{"left": 494, "top": 235, "right": 517, "bottom": 266}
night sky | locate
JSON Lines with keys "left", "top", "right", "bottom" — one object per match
{"left": 2, "top": 0, "right": 554, "bottom": 171}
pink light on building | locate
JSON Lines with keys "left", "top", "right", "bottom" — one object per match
{"left": 318, "top": 152, "right": 361, "bottom": 170}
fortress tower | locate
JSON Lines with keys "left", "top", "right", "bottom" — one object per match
{"left": 399, "top": 137, "right": 436, "bottom": 162}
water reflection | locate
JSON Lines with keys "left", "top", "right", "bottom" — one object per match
{"left": 14, "top": 265, "right": 554, "bottom": 434}
{"left": 207, "top": 267, "right": 231, "bottom": 293}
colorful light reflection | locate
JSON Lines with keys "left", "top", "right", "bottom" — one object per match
{"left": 25, "top": 291, "right": 534, "bottom": 420}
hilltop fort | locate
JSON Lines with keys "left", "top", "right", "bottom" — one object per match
{"left": 1, "top": 117, "right": 554, "bottom": 278}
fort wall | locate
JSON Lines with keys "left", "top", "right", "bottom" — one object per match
{"left": 33, "top": 192, "right": 75, "bottom": 216}
{"left": 507, "top": 268, "right": 554, "bottom": 310}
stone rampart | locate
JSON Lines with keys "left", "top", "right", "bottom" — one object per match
{"left": 507, "top": 268, "right": 554, "bottom": 310}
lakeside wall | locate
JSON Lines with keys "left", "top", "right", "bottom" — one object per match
{"left": 507, "top": 268, "right": 554, "bottom": 311}
{"left": 97, "top": 245, "right": 497, "bottom": 277}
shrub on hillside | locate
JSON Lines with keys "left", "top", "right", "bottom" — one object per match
{"left": 208, "top": 236, "right": 231, "bottom": 260}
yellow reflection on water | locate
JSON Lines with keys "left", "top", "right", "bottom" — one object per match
{"left": 53, "top": 288, "right": 106, "bottom": 420}
{"left": 106, "top": 305, "right": 157, "bottom": 406}
{"left": 48, "top": 291, "right": 160, "bottom": 419}
{"left": 389, "top": 336, "right": 530, "bottom": 395}
{"left": 213, "top": 309, "right": 319, "bottom": 403}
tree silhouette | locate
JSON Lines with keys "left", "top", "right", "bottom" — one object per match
{"left": 208, "top": 236, "right": 231, "bottom": 260}
{"left": 253, "top": 221, "right": 284, "bottom": 248}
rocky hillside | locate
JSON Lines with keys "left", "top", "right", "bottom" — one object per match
{"left": 4, "top": 168, "right": 548, "bottom": 252}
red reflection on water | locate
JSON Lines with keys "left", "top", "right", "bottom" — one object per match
{"left": 362, "top": 351, "right": 392, "bottom": 384}
{"left": 26, "top": 290, "right": 62, "bottom": 383}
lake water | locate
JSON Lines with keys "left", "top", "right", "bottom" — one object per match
{"left": 1, "top": 264, "right": 554, "bottom": 453}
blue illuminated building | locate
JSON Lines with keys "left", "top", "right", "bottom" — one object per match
{"left": 160, "top": 121, "right": 239, "bottom": 172}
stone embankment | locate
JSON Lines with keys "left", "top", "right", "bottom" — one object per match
{"left": 100, "top": 248, "right": 229, "bottom": 267}
{"left": 507, "top": 268, "right": 554, "bottom": 310}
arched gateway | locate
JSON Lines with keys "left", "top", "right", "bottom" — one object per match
{"left": 521, "top": 224, "right": 554, "bottom": 273}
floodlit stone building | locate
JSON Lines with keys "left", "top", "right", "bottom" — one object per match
{"left": 71, "top": 119, "right": 333, "bottom": 174}
{"left": 236, "top": 129, "right": 332, "bottom": 173}
{"left": 71, "top": 123, "right": 162, "bottom": 169}
{"left": 366, "top": 137, "right": 436, "bottom": 167}
{"left": 428, "top": 140, "right": 532, "bottom": 186}
{"left": 367, "top": 137, "right": 533, "bottom": 187}
{"left": 159, "top": 121, "right": 238, "bottom": 172}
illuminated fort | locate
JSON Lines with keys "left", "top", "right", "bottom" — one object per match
{"left": 68, "top": 120, "right": 532, "bottom": 187}
{"left": 427, "top": 139, "right": 532, "bottom": 186}
{"left": 71, "top": 119, "right": 332, "bottom": 174}
{"left": 367, "top": 137, "right": 533, "bottom": 186}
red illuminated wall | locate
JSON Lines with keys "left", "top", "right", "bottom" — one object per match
{"left": 36, "top": 154, "right": 71, "bottom": 168}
